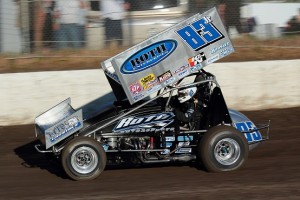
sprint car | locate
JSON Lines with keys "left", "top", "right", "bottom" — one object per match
{"left": 34, "top": 8, "right": 270, "bottom": 181}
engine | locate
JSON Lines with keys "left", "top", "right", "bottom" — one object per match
{"left": 100, "top": 134, "right": 196, "bottom": 165}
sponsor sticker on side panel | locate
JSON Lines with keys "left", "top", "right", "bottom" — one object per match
{"left": 139, "top": 73, "right": 158, "bottom": 90}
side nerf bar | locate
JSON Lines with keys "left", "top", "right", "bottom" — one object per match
{"left": 34, "top": 144, "right": 64, "bottom": 154}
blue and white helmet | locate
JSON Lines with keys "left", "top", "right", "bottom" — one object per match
{"left": 177, "top": 87, "right": 197, "bottom": 103}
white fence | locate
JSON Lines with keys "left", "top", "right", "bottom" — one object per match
{"left": 0, "top": 60, "right": 299, "bottom": 126}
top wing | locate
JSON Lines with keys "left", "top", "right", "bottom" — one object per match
{"left": 102, "top": 7, "right": 234, "bottom": 104}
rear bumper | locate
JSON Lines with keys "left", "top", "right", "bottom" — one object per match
{"left": 241, "top": 120, "right": 271, "bottom": 144}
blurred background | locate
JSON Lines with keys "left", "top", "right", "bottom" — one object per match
{"left": 0, "top": 0, "right": 299, "bottom": 71}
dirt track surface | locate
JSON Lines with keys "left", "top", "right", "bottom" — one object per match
{"left": 0, "top": 107, "right": 300, "bottom": 200}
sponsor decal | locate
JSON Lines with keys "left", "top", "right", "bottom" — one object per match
{"left": 234, "top": 121, "right": 263, "bottom": 143}
{"left": 177, "top": 136, "right": 194, "bottom": 141}
{"left": 47, "top": 117, "right": 81, "bottom": 143}
{"left": 176, "top": 16, "right": 223, "bottom": 51}
{"left": 174, "top": 65, "right": 190, "bottom": 79}
{"left": 133, "top": 93, "right": 144, "bottom": 101}
{"left": 190, "top": 65, "right": 201, "bottom": 73}
{"left": 188, "top": 52, "right": 206, "bottom": 67}
{"left": 120, "top": 40, "right": 177, "bottom": 74}
{"left": 139, "top": 73, "right": 158, "bottom": 90}
{"left": 211, "top": 41, "right": 230, "bottom": 54}
{"left": 164, "top": 142, "right": 173, "bottom": 148}
{"left": 174, "top": 65, "right": 189, "bottom": 74}
{"left": 117, "top": 127, "right": 175, "bottom": 134}
{"left": 175, "top": 148, "right": 192, "bottom": 153}
{"left": 161, "top": 149, "right": 171, "bottom": 154}
{"left": 147, "top": 84, "right": 162, "bottom": 93}
{"left": 188, "top": 52, "right": 206, "bottom": 72}
{"left": 210, "top": 41, "right": 234, "bottom": 58}
{"left": 129, "top": 82, "right": 142, "bottom": 95}
{"left": 165, "top": 136, "right": 176, "bottom": 141}
{"left": 219, "top": 48, "right": 233, "bottom": 58}
{"left": 165, "top": 77, "right": 176, "bottom": 86}
{"left": 114, "top": 112, "right": 174, "bottom": 132}
{"left": 207, "top": 54, "right": 220, "bottom": 64}
{"left": 102, "top": 144, "right": 109, "bottom": 151}
{"left": 158, "top": 70, "right": 173, "bottom": 83}
{"left": 188, "top": 89, "right": 195, "bottom": 97}
{"left": 178, "top": 69, "right": 189, "bottom": 79}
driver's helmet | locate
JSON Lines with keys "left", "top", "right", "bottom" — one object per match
{"left": 177, "top": 87, "right": 197, "bottom": 103}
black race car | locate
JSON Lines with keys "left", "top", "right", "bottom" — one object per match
{"left": 34, "top": 69, "right": 269, "bottom": 181}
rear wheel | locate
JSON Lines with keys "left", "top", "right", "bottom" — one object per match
{"left": 199, "top": 125, "right": 249, "bottom": 172}
{"left": 62, "top": 137, "right": 106, "bottom": 181}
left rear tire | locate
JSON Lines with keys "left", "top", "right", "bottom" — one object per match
{"left": 61, "top": 137, "right": 106, "bottom": 181}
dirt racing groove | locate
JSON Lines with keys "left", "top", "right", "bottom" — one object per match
{"left": 0, "top": 107, "right": 299, "bottom": 200}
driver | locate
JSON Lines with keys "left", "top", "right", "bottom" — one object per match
{"left": 173, "top": 87, "right": 198, "bottom": 129}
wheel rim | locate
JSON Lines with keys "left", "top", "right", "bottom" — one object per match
{"left": 71, "top": 146, "right": 98, "bottom": 174}
{"left": 214, "top": 138, "right": 241, "bottom": 166}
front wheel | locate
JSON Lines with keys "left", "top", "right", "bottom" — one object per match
{"left": 199, "top": 125, "right": 249, "bottom": 172}
{"left": 61, "top": 137, "right": 107, "bottom": 181}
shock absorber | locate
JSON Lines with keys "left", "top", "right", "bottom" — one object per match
{"left": 150, "top": 137, "right": 154, "bottom": 149}
{"left": 160, "top": 131, "right": 166, "bottom": 148}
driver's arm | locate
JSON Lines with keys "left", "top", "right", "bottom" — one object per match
{"left": 174, "top": 103, "right": 195, "bottom": 123}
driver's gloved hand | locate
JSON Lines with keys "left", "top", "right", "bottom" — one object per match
{"left": 165, "top": 106, "right": 174, "bottom": 112}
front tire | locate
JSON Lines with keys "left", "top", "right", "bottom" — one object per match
{"left": 62, "top": 137, "right": 107, "bottom": 181}
{"left": 199, "top": 125, "right": 249, "bottom": 172}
